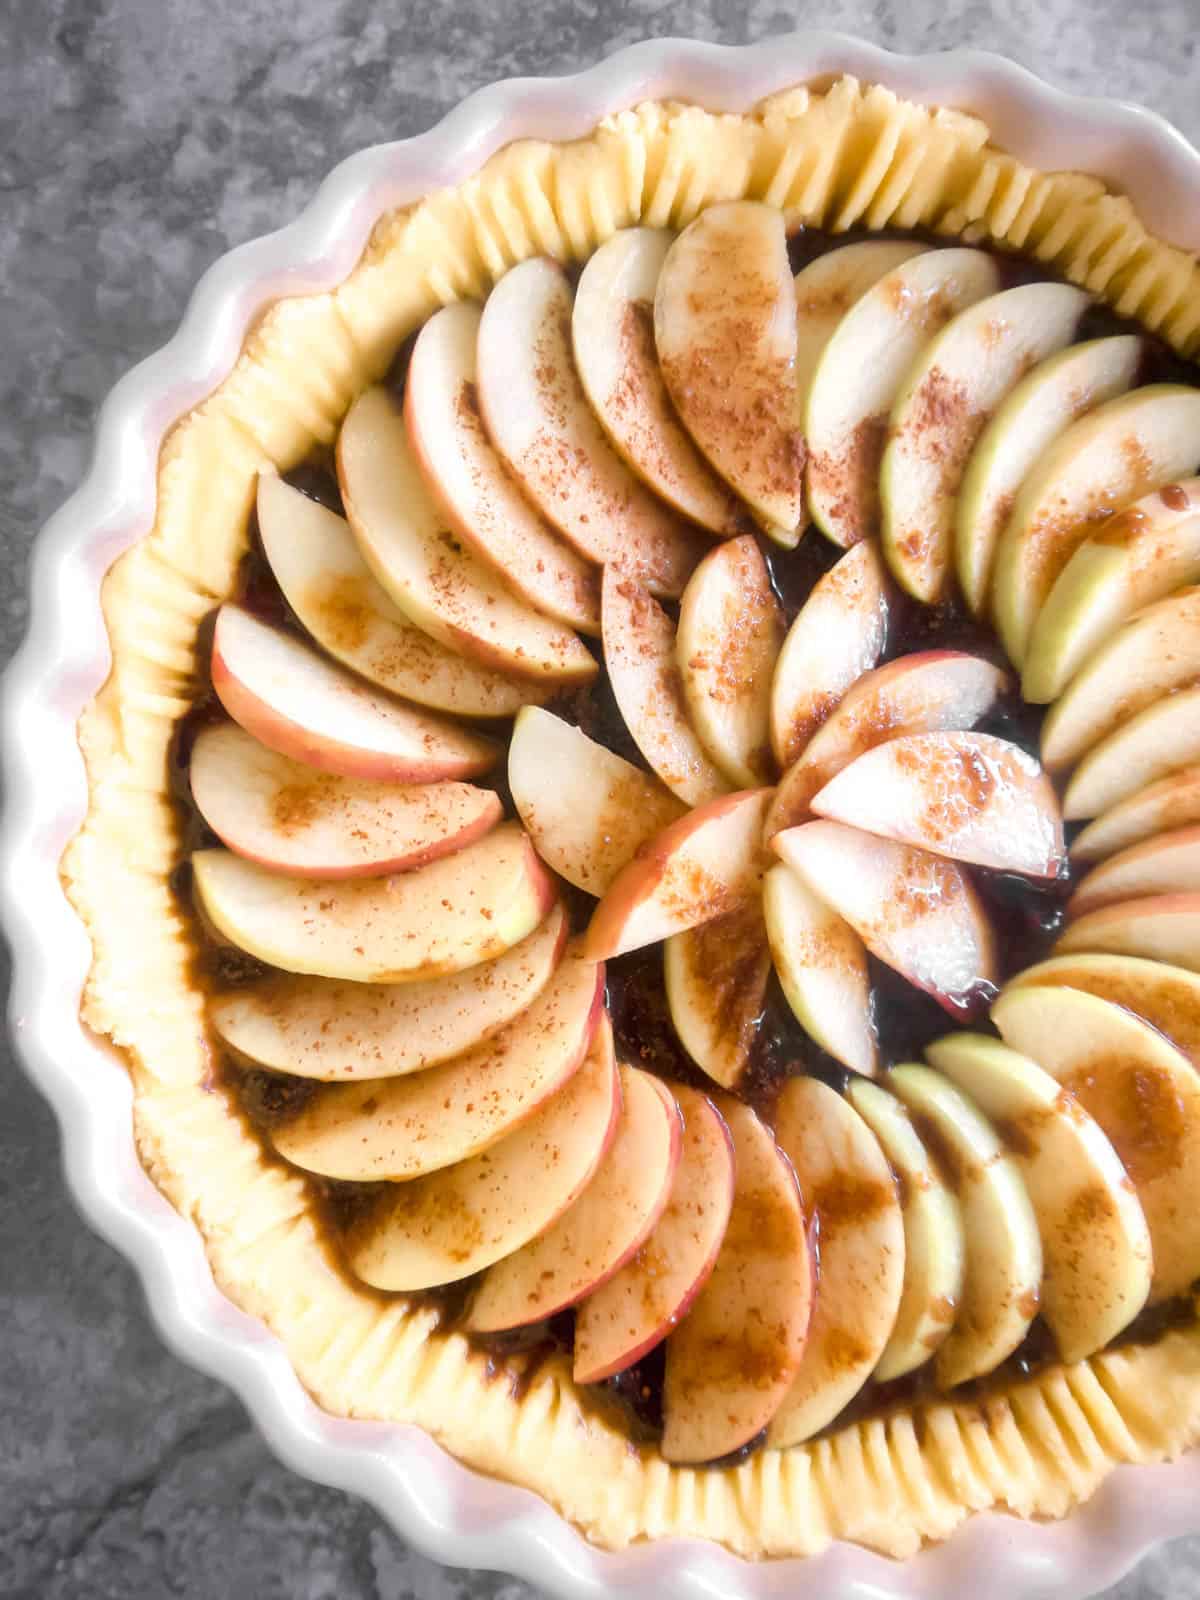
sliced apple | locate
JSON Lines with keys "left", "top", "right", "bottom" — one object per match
{"left": 664, "top": 902, "right": 772, "bottom": 1088}
{"left": 846, "top": 1079, "right": 965, "bottom": 1381}
{"left": 655, "top": 201, "right": 803, "bottom": 542}
{"left": 1056, "top": 893, "right": 1200, "bottom": 970}
{"left": 769, "top": 541, "right": 889, "bottom": 769}
{"left": 338, "top": 385, "right": 597, "bottom": 684}
{"left": 210, "top": 900, "right": 567, "bottom": 1081}
{"left": 806, "top": 249, "right": 1002, "bottom": 549}
{"left": 773, "top": 821, "right": 998, "bottom": 1016}
{"left": 767, "top": 1078, "right": 904, "bottom": 1446}
{"left": 192, "top": 822, "right": 554, "bottom": 984}
{"left": 256, "top": 473, "right": 539, "bottom": 718}
{"left": 677, "top": 535, "right": 783, "bottom": 786}
{"left": 956, "top": 336, "right": 1143, "bottom": 617}
{"left": 601, "top": 565, "right": 731, "bottom": 806}
{"left": 992, "top": 984, "right": 1200, "bottom": 1302}
{"left": 927, "top": 1033, "right": 1152, "bottom": 1363}
{"left": 477, "top": 256, "right": 706, "bottom": 594}
{"left": 661, "top": 1098, "right": 813, "bottom": 1464}
{"left": 1070, "top": 827, "right": 1200, "bottom": 916}
{"left": 1072, "top": 766, "right": 1200, "bottom": 864}
{"left": 1007, "top": 952, "right": 1200, "bottom": 1070}
{"left": 269, "top": 941, "right": 603, "bottom": 1181}
{"left": 990, "top": 385, "right": 1200, "bottom": 668}
{"left": 346, "top": 1012, "right": 620, "bottom": 1291}
{"left": 210, "top": 605, "right": 498, "bottom": 784}
{"left": 571, "top": 227, "right": 746, "bottom": 536}
{"left": 404, "top": 300, "right": 600, "bottom": 632}
{"left": 762, "top": 862, "right": 877, "bottom": 1077}
{"left": 885, "top": 1063, "right": 1042, "bottom": 1386}
{"left": 586, "top": 789, "right": 769, "bottom": 962}
{"left": 1063, "top": 686, "right": 1200, "bottom": 819}
{"left": 1023, "top": 476, "right": 1200, "bottom": 702}
{"left": 811, "top": 731, "right": 1065, "bottom": 878}
{"left": 466, "top": 1066, "right": 682, "bottom": 1332}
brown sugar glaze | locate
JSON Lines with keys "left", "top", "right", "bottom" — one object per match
{"left": 165, "top": 228, "right": 1200, "bottom": 1462}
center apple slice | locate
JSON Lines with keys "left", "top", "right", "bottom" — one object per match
{"left": 664, "top": 902, "right": 773, "bottom": 1088}
{"left": 465, "top": 1065, "right": 682, "bottom": 1332}
{"left": 269, "top": 941, "right": 603, "bottom": 1181}
{"left": 192, "top": 821, "right": 554, "bottom": 984}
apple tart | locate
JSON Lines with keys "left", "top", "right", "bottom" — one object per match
{"left": 64, "top": 76, "right": 1200, "bottom": 1560}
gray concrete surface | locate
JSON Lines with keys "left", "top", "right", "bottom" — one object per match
{"left": 4, "top": 2, "right": 1200, "bottom": 1595}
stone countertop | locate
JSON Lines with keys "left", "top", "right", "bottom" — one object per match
{"left": 3, "top": 3, "right": 1200, "bottom": 1596}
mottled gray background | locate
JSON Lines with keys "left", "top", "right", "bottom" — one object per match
{"left": 3, "top": 2, "right": 1200, "bottom": 1596}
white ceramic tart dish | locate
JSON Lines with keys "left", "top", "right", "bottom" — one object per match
{"left": 8, "top": 31, "right": 1200, "bottom": 1600}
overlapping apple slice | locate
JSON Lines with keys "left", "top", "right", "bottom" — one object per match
{"left": 465, "top": 1065, "right": 681, "bottom": 1332}
{"left": 192, "top": 821, "right": 554, "bottom": 984}
{"left": 211, "top": 605, "right": 499, "bottom": 784}
{"left": 664, "top": 902, "right": 772, "bottom": 1087}
{"left": 767, "top": 1078, "right": 904, "bottom": 1446}
{"left": 1072, "top": 766, "right": 1200, "bottom": 864}
{"left": 210, "top": 901, "right": 567, "bottom": 1081}
{"left": 1063, "top": 686, "right": 1200, "bottom": 819}
{"left": 269, "top": 941, "right": 603, "bottom": 1181}
{"left": 347, "top": 1013, "right": 620, "bottom": 1290}
{"left": 1069, "top": 827, "right": 1200, "bottom": 916}
{"left": 661, "top": 1099, "right": 813, "bottom": 1464}
{"left": 477, "top": 256, "right": 706, "bottom": 594}
{"left": 1007, "top": 952, "right": 1200, "bottom": 1069}
{"left": 1057, "top": 893, "right": 1200, "bottom": 970}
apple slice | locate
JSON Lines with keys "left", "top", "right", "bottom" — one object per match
{"left": 773, "top": 821, "right": 997, "bottom": 1016}
{"left": 586, "top": 789, "right": 770, "bottom": 962}
{"left": 1041, "top": 587, "right": 1200, "bottom": 770}
{"left": 508, "top": 706, "right": 686, "bottom": 896}
{"left": 990, "top": 385, "right": 1200, "bottom": 667}
{"left": 211, "top": 605, "right": 498, "bottom": 784}
{"left": 927, "top": 1033, "right": 1152, "bottom": 1362}
{"left": 190, "top": 722, "right": 501, "bottom": 879}
{"left": 881, "top": 283, "right": 1089, "bottom": 603}
{"left": 811, "top": 731, "right": 1065, "bottom": 878}
{"left": 404, "top": 300, "right": 600, "bottom": 632}
{"left": 573, "top": 1084, "right": 734, "bottom": 1383}
{"left": 1056, "top": 893, "right": 1200, "bottom": 970}
{"left": 992, "top": 984, "right": 1200, "bottom": 1302}
{"left": 571, "top": 227, "right": 746, "bottom": 536}
{"left": 338, "top": 385, "right": 597, "bottom": 684}
{"left": 956, "top": 336, "right": 1143, "bottom": 617}
{"left": 1023, "top": 477, "right": 1200, "bottom": 702}
{"left": 477, "top": 257, "right": 706, "bottom": 595}
{"left": 655, "top": 201, "right": 802, "bottom": 542}
{"left": 806, "top": 249, "right": 1002, "bottom": 549}
{"left": 1007, "top": 952, "right": 1200, "bottom": 1070}
{"left": 664, "top": 902, "right": 772, "bottom": 1088}
{"left": 210, "top": 900, "right": 567, "bottom": 1081}
{"left": 1070, "top": 827, "right": 1200, "bottom": 916}
{"left": 885, "top": 1063, "right": 1042, "bottom": 1386}
{"left": 661, "top": 1098, "right": 813, "bottom": 1464}
{"left": 1072, "top": 766, "right": 1200, "bottom": 864}
{"left": 846, "top": 1079, "right": 965, "bottom": 1381}
{"left": 1063, "top": 686, "right": 1200, "bottom": 819}
{"left": 192, "top": 822, "right": 554, "bottom": 984}
{"left": 346, "top": 1013, "right": 620, "bottom": 1291}
{"left": 256, "top": 473, "right": 539, "bottom": 718}
{"left": 466, "top": 1066, "right": 682, "bottom": 1332}
{"left": 769, "top": 541, "right": 890, "bottom": 769}
{"left": 601, "top": 566, "right": 731, "bottom": 806}
{"left": 762, "top": 862, "right": 877, "bottom": 1077}
{"left": 677, "top": 535, "right": 783, "bottom": 786}
{"left": 765, "top": 650, "right": 1008, "bottom": 839}
{"left": 269, "top": 941, "right": 603, "bottom": 1181}
{"left": 767, "top": 1078, "right": 904, "bottom": 1446}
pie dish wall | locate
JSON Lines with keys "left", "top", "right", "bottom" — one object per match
{"left": 7, "top": 31, "right": 1200, "bottom": 1599}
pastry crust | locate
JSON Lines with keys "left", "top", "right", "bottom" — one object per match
{"left": 62, "top": 76, "right": 1200, "bottom": 1559}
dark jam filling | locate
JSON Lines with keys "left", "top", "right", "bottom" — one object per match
{"left": 167, "top": 227, "right": 1200, "bottom": 1464}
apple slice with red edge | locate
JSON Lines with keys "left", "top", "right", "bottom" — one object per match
{"left": 269, "top": 941, "right": 603, "bottom": 1181}
{"left": 1005, "top": 952, "right": 1200, "bottom": 1070}
{"left": 586, "top": 788, "right": 770, "bottom": 962}
{"left": 773, "top": 821, "right": 998, "bottom": 1017}
{"left": 1056, "top": 893, "right": 1200, "bottom": 970}
{"left": 211, "top": 604, "right": 498, "bottom": 784}
{"left": 346, "top": 1012, "right": 620, "bottom": 1291}
{"left": 1071, "top": 766, "right": 1200, "bottom": 864}
{"left": 664, "top": 902, "right": 772, "bottom": 1088}
{"left": 574, "top": 1084, "right": 735, "bottom": 1383}
{"left": 661, "top": 1098, "right": 813, "bottom": 1464}
{"left": 465, "top": 1065, "right": 682, "bottom": 1332}
{"left": 1064, "top": 687, "right": 1200, "bottom": 820}
{"left": 1069, "top": 827, "right": 1200, "bottom": 916}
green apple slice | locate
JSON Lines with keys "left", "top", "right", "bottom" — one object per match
{"left": 881, "top": 282, "right": 1088, "bottom": 602}
{"left": 1070, "top": 826, "right": 1200, "bottom": 916}
{"left": 1005, "top": 952, "right": 1200, "bottom": 1069}
{"left": 1057, "top": 893, "right": 1200, "bottom": 970}
{"left": 1063, "top": 685, "right": 1200, "bottom": 819}
{"left": 664, "top": 903, "right": 772, "bottom": 1088}
{"left": 1072, "top": 766, "right": 1200, "bottom": 864}
{"left": 806, "top": 249, "right": 1002, "bottom": 549}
